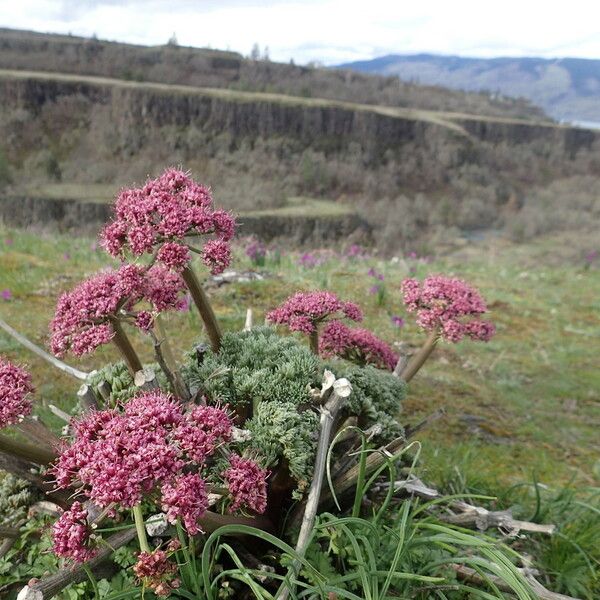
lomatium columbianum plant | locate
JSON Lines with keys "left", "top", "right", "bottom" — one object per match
{"left": 0, "top": 168, "right": 517, "bottom": 600}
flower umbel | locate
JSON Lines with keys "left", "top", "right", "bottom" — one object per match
{"left": 49, "top": 264, "right": 186, "bottom": 356}
{"left": 52, "top": 502, "right": 97, "bottom": 563}
{"left": 100, "top": 168, "right": 236, "bottom": 274}
{"left": 267, "top": 291, "right": 363, "bottom": 335}
{"left": 223, "top": 455, "right": 268, "bottom": 514}
{"left": 133, "top": 549, "right": 179, "bottom": 597}
{"left": 320, "top": 321, "right": 398, "bottom": 371}
{"left": 0, "top": 357, "right": 34, "bottom": 429}
{"left": 401, "top": 275, "right": 495, "bottom": 343}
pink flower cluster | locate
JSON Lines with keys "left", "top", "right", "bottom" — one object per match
{"left": 50, "top": 264, "right": 186, "bottom": 356}
{"left": 52, "top": 393, "right": 231, "bottom": 514}
{"left": 133, "top": 549, "right": 179, "bottom": 597}
{"left": 52, "top": 501, "right": 97, "bottom": 563}
{"left": 161, "top": 473, "right": 208, "bottom": 535}
{"left": 320, "top": 321, "right": 398, "bottom": 371}
{"left": 401, "top": 275, "right": 496, "bottom": 343}
{"left": 223, "top": 455, "right": 268, "bottom": 514}
{"left": 0, "top": 357, "right": 34, "bottom": 429}
{"left": 267, "top": 291, "right": 363, "bottom": 334}
{"left": 100, "top": 168, "right": 236, "bottom": 275}
{"left": 52, "top": 392, "right": 267, "bottom": 542}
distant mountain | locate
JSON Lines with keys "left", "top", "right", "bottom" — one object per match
{"left": 336, "top": 54, "right": 600, "bottom": 125}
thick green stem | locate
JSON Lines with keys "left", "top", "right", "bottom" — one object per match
{"left": 401, "top": 328, "right": 440, "bottom": 383}
{"left": 0, "top": 433, "right": 56, "bottom": 465}
{"left": 181, "top": 266, "right": 222, "bottom": 353}
{"left": 110, "top": 318, "right": 143, "bottom": 375}
{"left": 132, "top": 504, "right": 150, "bottom": 553}
{"left": 309, "top": 329, "right": 319, "bottom": 355}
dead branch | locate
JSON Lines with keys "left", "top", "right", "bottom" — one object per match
{"left": 22, "top": 528, "right": 137, "bottom": 599}
{"left": 277, "top": 389, "right": 348, "bottom": 600}
{"left": 76, "top": 384, "right": 99, "bottom": 412}
{"left": 244, "top": 308, "right": 253, "bottom": 331}
{"left": 451, "top": 564, "right": 581, "bottom": 600}
{"left": 404, "top": 408, "right": 446, "bottom": 438}
{"left": 390, "top": 476, "right": 555, "bottom": 536}
{"left": 0, "top": 317, "right": 88, "bottom": 381}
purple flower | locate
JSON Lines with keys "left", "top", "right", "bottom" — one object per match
{"left": 5, "top": 239, "right": 13, "bottom": 246}
{"left": 401, "top": 275, "right": 495, "bottom": 343}
{"left": 267, "top": 291, "right": 362, "bottom": 334}
{"left": 391, "top": 315, "right": 404, "bottom": 328}
{"left": 63, "top": 252, "right": 71, "bottom": 261}
{"left": 320, "top": 320, "right": 398, "bottom": 371}
{"left": 1, "top": 289, "right": 11, "bottom": 301}
{"left": 369, "top": 285, "right": 380, "bottom": 295}
{"left": 585, "top": 250, "right": 598, "bottom": 263}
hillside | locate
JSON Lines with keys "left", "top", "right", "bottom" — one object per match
{"left": 0, "top": 28, "right": 547, "bottom": 121}
{"left": 337, "top": 53, "right": 600, "bottom": 125}
{"left": 0, "top": 67, "right": 598, "bottom": 252}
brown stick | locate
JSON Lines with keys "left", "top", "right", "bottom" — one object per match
{"left": 451, "top": 564, "right": 581, "bottom": 600}
{"left": 400, "top": 328, "right": 440, "bottom": 383}
{"left": 0, "top": 451, "right": 71, "bottom": 507}
{"left": 386, "top": 476, "right": 556, "bottom": 536}
{"left": 109, "top": 318, "right": 143, "bottom": 375}
{"left": 24, "top": 528, "right": 137, "bottom": 599}
{"left": 0, "top": 316, "right": 89, "bottom": 381}
{"left": 404, "top": 408, "right": 446, "bottom": 438}
{"left": 16, "top": 417, "right": 60, "bottom": 450}
{"left": 309, "top": 329, "right": 319, "bottom": 355}
{"left": 0, "top": 433, "right": 56, "bottom": 465}
{"left": 278, "top": 390, "right": 347, "bottom": 600}
{"left": 182, "top": 265, "right": 222, "bottom": 353}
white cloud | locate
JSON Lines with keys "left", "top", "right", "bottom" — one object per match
{"left": 0, "top": 0, "right": 599, "bottom": 64}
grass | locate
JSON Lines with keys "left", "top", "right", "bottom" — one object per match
{"left": 0, "top": 226, "right": 598, "bottom": 491}
{"left": 0, "top": 225, "right": 598, "bottom": 597}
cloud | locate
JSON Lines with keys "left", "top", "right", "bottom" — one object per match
{"left": 1, "top": 0, "right": 599, "bottom": 64}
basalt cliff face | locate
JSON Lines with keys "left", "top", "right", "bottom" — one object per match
{"left": 1, "top": 71, "right": 596, "bottom": 185}
{"left": 0, "top": 70, "right": 598, "bottom": 244}
{"left": 0, "top": 27, "right": 546, "bottom": 120}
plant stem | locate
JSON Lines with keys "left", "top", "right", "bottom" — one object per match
{"left": 309, "top": 329, "right": 319, "bottom": 355}
{"left": 110, "top": 318, "right": 143, "bottom": 375}
{"left": 82, "top": 563, "right": 100, "bottom": 600}
{"left": 181, "top": 266, "right": 222, "bottom": 353}
{"left": 155, "top": 315, "right": 177, "bottom": 372}
{"left": 176, "top": 520, "right": 202, "bottom": 598}
{"left": 0, "top": 433, "right": 56, "bottom": 465}
{"left": 401, "top": 328, "right": 440, "bottom": 383}
{"left": 132, "top": 504, "right": 150, "bottom": 553}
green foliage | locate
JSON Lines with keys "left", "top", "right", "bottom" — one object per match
{"left": 247, "top": 401, "right": 319, "bottom": 498}
{"left": 0, "top": 473, "right": 33, "bottom": 526}
{"left": 328, "top": 361, "right": 406, "bottom": 442}
{"left": 183, "top": 327, "right": 321, "bottom": 408}
{"left": 87, "top": 361, "right": 167, "bottom": 406}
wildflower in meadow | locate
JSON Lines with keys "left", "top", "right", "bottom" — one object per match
{"left": 49, "top": 264, "right": 186, "bottom": 358}
{"left": 100, "top": 168, "right": 236, "bottom": 275}
{"left": 0, "top": 357, "right": 34, "bottom": 429}
{"left": 320, "top": 320, "right": 398, "bottom": 371}
{"left": 268, "top": 290, "right": 363, "bottom": 354}
{"left": 401, "top": 275, "right": 495, "bottom": 343}
{"left": 391, "top": 315, "right": 404, "bottom": 328}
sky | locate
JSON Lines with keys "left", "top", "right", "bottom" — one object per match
{"left": 1, "top": 0, "right": 599, "bottom": 65}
